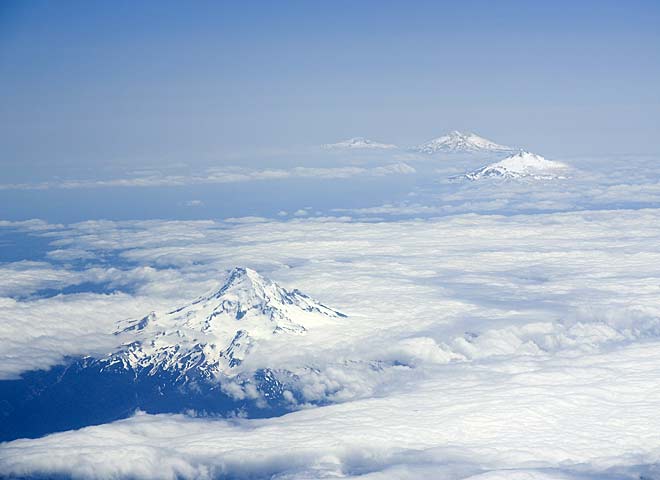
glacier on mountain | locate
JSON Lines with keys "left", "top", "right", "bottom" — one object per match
{"left": 110, "top": 267, "right": 346, "bottom": 378}
{"left": 463, "top": 150, "right": 570, "bottom": 180}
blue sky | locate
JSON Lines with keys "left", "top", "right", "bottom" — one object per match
{"left": 1, "top": 0, "right": 659, "bottom": 176}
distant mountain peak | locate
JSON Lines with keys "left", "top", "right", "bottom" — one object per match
{"left": 322, "top": 137, "right": 397, "bottom": 150}
{"left": 463, "top": 150, "right": 570, "bottom": 180}
{"left": 413, "top": 131, "right": 514, "bottom": 154}
{"left": 110, "top": 267, "right": 346, "bottom": 377}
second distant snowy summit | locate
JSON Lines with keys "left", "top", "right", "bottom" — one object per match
{"left": 322, "top": 137, "right": 398, "bottom": 150}
{"left": 412, "top": 131, "right": 514, "bottom": 154}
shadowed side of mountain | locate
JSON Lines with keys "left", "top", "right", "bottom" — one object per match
{"left": 0, "top": 359, "right": 293, "bottom": 442}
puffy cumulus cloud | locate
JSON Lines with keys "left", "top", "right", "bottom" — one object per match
{"left": 0, "top": 261, "right": 85, "bottom": 297}
{"left": 2, "top": 341, "right": 660, "bottom": 479}
{"left": 46, "top": 247, "right": 97, "bottom": 261}
{"left": 0, "top": 260, "right": 202, "bottom": 299}
{"left": 383, "top": 337, "right": 463, "bottom": 366}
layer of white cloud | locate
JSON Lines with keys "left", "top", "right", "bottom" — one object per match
{"left": 2, "top": 208, "right": 660, "bottom": 477}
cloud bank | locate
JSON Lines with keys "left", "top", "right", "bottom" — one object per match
{"left": 2, "top": 207, "right": 660, "bottom": 478}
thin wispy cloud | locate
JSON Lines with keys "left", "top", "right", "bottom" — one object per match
{"left": 0, "top": 163, "right": 416, "bottom": 191}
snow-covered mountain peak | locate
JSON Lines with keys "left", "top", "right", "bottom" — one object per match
{"left": 322, "top": 137, "right": 397, "bottom": 150}
{"left": 463, "top": 150, "right": 570, "bottom": 180}
{"left": 108, "top": 268, "right": 346, "bottom": 377}
{"left": 413, "top": 131, "right": 514, "bottom": 154}
{"left": 206, "top": 266, "right": 273, "bottom": 305}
